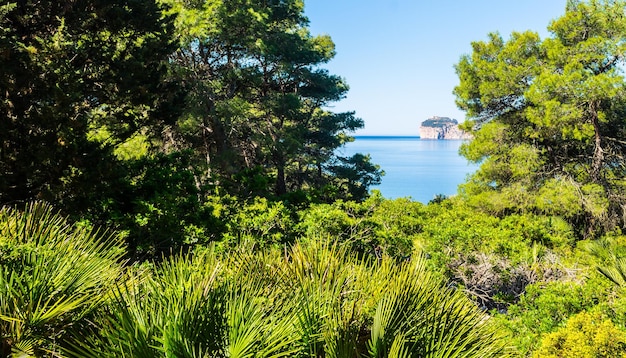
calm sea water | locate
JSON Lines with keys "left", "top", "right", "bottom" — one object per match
{"left": 338, "top": 136, "right": 478, "bottom": 203}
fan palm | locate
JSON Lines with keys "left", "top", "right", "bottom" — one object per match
{"left": 66, "top": 250, "right": 227, "bottom": 357}
{"left": 70, "top": 247, "right": 300, "bottom": 357}
{"left": 366, "top": 258, "right": 508, "bottom": 357}
{"left": 232, "top": 241, "right": 510, "bottom": 357}
{"left": 0, "top": 202, "right": 124, "bottom": 357}
{"left": 281, "top": 242, "right": 510, "bottom": 357}
{"left": 67, "top": 241, "right": 510, "bottom": 357}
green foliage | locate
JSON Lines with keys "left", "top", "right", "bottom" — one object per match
{"left": 0, "top": 0, "right": 181, "bottom": 211}
{"left": 366, "top": 257, "right": 508, "bottom": 358}
{"left": 494, "top": 277, "right": 614, "bottom": 355}
{"left": 328, "top": 153, "right": 384, "bottom": 201}
{"left": 36, "top": 237, "right": 507, "bottom": 357}
{"left": 454, "top": 0, "right": 626, "bottom": 236}
{"left": 533, "top": 311, "right": 626, "bottom": 358}
{"left": 1, "top": 0, "right": 382, "bottom": 266}
{"left": 414, "top": 199, "right": 579, "bottom": 310}
{"left": 0, "top": 197, "right": 517, "bottom": 356}
{"left": 591, "top": 236, "right": 626, "bottom": 288}
{"left": 0, "top": 202, "right": 124, "bottom": 356}
{"left": 369, "top": 197, "right": 423, "bottom": 258}
{"left": 162, "top": 0, "right": 382, "bottom": 201}
{"left": 299, "top": 193, "right": 424, "bottom": 259}
{"left": 420, "top": 4, "right": 626, "bottom": 314}
{"left": 299, "top": 199, "right": 380, "bottom": 255}
{"left": 66, "top": 251, "right": 230, "bottom": 357}
{"left": 418, "top": 200, "right": 574, "bottom": 266}
{"left": 421, "top": 117, "right": 458, "bottom": 128}
{"left": 87, "top": 151, "right": 223, "bottom": 261}
{"left": 222, "top": 197, "right": 297, "bottom": 248}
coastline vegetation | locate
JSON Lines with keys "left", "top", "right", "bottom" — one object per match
{"left": 2, "top": 0, "right": 626, "bottom": 356}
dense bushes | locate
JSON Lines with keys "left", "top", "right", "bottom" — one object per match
{"left": 1, "top": 202, "right": 510, "bottom": 357}
{"left": 3, "top": 196, "right": 626, "bottom": 357}
{"left": 0, "top": 133, "right": 624, "bottom": 358}
{"left": 298, "top": 192, "right": 422, "bottom": 259}
{"left": 533, "top": 311, "right": 626, "bottom": 358}
{"left": 292, "top": 194, "right": 626, "bottom": 356}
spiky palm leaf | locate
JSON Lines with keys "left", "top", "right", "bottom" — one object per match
{"left": 590, "top": 237, "right": 626, "bottom": 289}
{"left": 277, "top": 242, "right": 368, "bottom": 357}
{"left": 66, "top": 250, "right": 227, "bottom": 357}
{"left": 598, "top": 256, "right": 626, "bottom": 288}
{"left": 61, "top": 240, "right": 510, "bottom": 357}
{"left": 0, "top": 202, "right": 124, "bottom": 357}
{"left": 225, "top": 286, "right": 298, "bottom": 358}
{"left": 367, "top": 256, "right": 510, "bottom": 358}
{"left": 235, "top": 241, "right": 510, "bottom": 358}
{"left": 224, "top": 247, "right": 305, "bottom": 357}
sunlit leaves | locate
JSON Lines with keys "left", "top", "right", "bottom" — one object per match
{"left": 454, "top": 0, "right": 626, "bottom": 235}
{"left": 533, "top": 311, "right": 626, "bottom": 357}
{"left": 165, "top": 0, "right": 380, "bottom": 201}
{"left": 0, "top": 202, "right": 124, "bottom": 356}
{"left": 49, "top": 240, "right": 510, "bottom": 357}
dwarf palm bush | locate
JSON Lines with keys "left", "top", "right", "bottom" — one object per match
{"left": 67, "top": 251, "right": 228, "bottom": 357}
{"left": 224, "top": 283, "right": 299, "bottom": 357}
{"left": 65, "top": 241, "right": 510, "bottom": 357}
{"left": 71, "top": 248, "right": 299, "bottom": 357}
{"left": 0, "top": 202, "right": 124, "bottom": 357}
{"left": 368, "top": 259, "right": 507, "bottom": 357}
{"left": 271, "top": 243, "right": 369, "bottom": 356}
{"left": 231, "top": 242, "right": 510, "bottom": 357}
{"left": 597, "top": 257, "right": 626, "bottom": 300}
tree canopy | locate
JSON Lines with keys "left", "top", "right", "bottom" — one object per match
{"left": 0, "top": 0, "right": 382, "bottom": 258}
{"left": 454, "top": 0, "right": 626, "bottom": 236}
{"left": 162, "top": 0, "right": 380, "bottom": 201}
{"left": 0, "top": 0, "right": 180, "bottom": 209}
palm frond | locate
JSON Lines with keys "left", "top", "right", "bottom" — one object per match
{"left": 598, "top": 257, "right": 626, "bottom": 287}
{"left": 367, "top": 256, "right": 510, "bottom": 358}
{"left": 0, "top": 201, "right": 124, "bottom": 356}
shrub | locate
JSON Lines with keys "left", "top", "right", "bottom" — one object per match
{"left": 494, "top": 277, "right": 613, "bottom": 355}
{"left": 0, "top": 202, "right": 124, "bottom": 356}
{"left": 69, "top": 242, "right": 511, "bottom": 357}
{"left": 533, "top": 311, "right": 626, "bottom": 358}
{"left": 298, "top": 194, "right": 424, "bottom": 259}
{"left": 222, "top": 197, "right": 297, "bottom": 249}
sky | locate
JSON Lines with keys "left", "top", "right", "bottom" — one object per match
{"left": 304, "top": 1, "right": 567, "bottom": 136}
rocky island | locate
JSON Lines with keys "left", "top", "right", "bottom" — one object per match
{"left": 419, "top": 116, "right": 472, "bottom": 140}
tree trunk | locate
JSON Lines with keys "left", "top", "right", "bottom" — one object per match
{"left": 274, "top": 149, "right": 286, "bottom": 196}
{"left": 275, "top": 163, "right": 286, "bottom": 196}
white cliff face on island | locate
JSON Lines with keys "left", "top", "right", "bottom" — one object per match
{"left": 419, "top": 116, "right": 472, "bottom": 140}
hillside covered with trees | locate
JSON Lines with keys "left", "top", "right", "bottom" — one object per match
{"left": 2, "top": 0, "right": 626, "bottom": 357}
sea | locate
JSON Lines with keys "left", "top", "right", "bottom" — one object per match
{"left": 338, "top": 136, "right": 479, "bottom": 203}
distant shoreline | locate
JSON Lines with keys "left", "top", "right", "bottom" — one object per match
{"left": 353, "top": 135, "right": 420, "bottom": 139}
{"left": 353, "top": 136, "right": 469, "bottom": 140}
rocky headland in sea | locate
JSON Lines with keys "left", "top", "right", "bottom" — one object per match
{"left": 419, "top": 116, "right": 472, "bottom": 140}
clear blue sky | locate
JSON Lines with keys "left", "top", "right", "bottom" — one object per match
{"left": 304, "top": 1, "right": 567, "bottom": 135}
